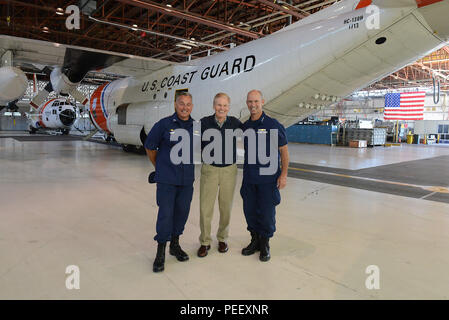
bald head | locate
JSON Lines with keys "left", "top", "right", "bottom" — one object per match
{"left": 246, "top": 89, "right": 265, "bottom": 120}
{"left": 247, "top": 89, "right": 263, "bottom": 101}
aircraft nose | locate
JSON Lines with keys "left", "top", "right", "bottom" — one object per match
{"left": 417, "top": 0, "right": 449, "bottom": 41}
{"left": 59, "top": 109, "right": 76, "bottom": 126}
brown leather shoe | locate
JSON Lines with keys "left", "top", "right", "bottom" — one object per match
{"left": 218, "top": 242, "right": 228, "bottom": 253}
{"left": 197, "top": 245, "right": 210, "bottom": 257}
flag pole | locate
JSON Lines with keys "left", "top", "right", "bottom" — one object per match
{"left": 395, "top": 120, "right": 399, "bottom": 143}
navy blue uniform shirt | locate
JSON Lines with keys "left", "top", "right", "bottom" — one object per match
{"left": 200, "top": 115, "right": 242, "bottom": 167}
{"left": 241, "top": 112, "right": 287, "bottom": 184}
{"left": 144, "top": 113, "right": 195, "bottom": 186}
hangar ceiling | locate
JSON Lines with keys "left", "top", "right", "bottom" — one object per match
{"left": 368, "top": 47, "right": 449, "bottom": 91}
{"left": 0, "top": 0, "right": 448, "bottom": 90}
{"left": 0, "top": 0, "right": 335, "bottom": 61}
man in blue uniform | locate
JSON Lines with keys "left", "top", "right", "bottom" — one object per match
{"left": 144, "top": 92, "right": 195, "bottom": 273}
{"left": 240, "top": 89, "right": 290, "bottom": 262}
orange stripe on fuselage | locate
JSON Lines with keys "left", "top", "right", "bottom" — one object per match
{"left": 416, "top": 0, "right": 443, "bottom": 8}
{"left": 355, "top": 0, "right": 372, "bottom": 9}
{"left": 38, "top": 98, "right": 56, "bottom": 128}
{"left": 89, "top": 83, "right": 110, "bottom": 133}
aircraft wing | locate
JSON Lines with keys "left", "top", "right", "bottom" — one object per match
{"left": 0, "top": 34, "right": 173, "bottom": 78}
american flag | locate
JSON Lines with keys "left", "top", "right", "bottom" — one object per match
{"left": 384, "top": 92, "right": 426, "bottom": 120}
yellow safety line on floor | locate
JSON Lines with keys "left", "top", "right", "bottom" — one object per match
{"left": 288, "top": 167, "right": 449, "bottom": 194}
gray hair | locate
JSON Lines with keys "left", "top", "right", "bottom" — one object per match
{"left": 213, "top": 92, "right": 231, "bottom": 105}
{"left": 175, "top": 91, "right": 193, "bottom": 102}
{"left": 247, "top": 89, "right": 263, "bottom": 100}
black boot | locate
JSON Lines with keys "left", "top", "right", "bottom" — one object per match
{"left": 153, "top": 242, "right": 166, "bottom": 273}
{"left": 259, "top": 236, "right": 271, "bottom": 262}
{"left": 242, "top": 232, "right": 260, "bottom": 256}
{"left": 169, "top": 235, "right": 189, "bottom": 261}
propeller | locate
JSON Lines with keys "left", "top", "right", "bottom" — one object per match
{"left": 1, "top": 99, "right": 19, "bottom": 116}
{"left": 6, "top": 99, "right": 19, "bottom": 112}
{"left": 29, "top": 48, "right": 125, "bottom": 110}
{"left": 59, "top": 108, "right": 77, "bottom": 126}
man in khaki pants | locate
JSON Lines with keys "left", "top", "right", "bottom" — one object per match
{"left": 198, "top": 93, "right": 242, "bottom": 257}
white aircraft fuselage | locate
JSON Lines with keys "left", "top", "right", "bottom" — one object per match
{"left": 0, "top": 66, "right": 28, "bottom": 105}
{"left": 88, "top": 0, "right": 449, "bottom": 146}
{"left": 28, "top": 98, "right": 77, "bottom": 132}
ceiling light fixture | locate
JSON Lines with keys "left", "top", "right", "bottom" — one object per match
{"left": 175, "top": 43, "right": 192, "bottom": 49}
{"left": 239, "top": 22, "right": 250, "bottom": 27}
{"left": 181, "top": 40, "right": 198, "bottom": 47}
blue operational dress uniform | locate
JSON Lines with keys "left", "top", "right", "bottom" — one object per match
{"left": 144, "top": 112, "right": 195, "bottom": 243}
{"left": 240, "top": 112, "right": 287, "bottom": 239}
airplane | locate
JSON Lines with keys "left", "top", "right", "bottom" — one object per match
{"left": 86, "top": 0, "right": 449, "bottom": 151}
{"left": 0, "top": 50, "right": 28, "bottom": 114}
{"left": 26, "top": 98, "right": 77, "bottom": 135}
{"left": 0, "top": 0, "right": 448, "bottom": 152}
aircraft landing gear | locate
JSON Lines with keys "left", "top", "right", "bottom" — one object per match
{"left": 136, "top": 146, "right": 146, "bottom": 155}
{"left": 122, "top": 144, "right": 134, "bottom": 153}
{"left": 122, "top": 144, "right": 146, "bottom": 155}
{"left": 29, "top": 127, "right": 37, "bottom": 134}
{"left": 105, "top": 135, "right": 115, "bottom": 142}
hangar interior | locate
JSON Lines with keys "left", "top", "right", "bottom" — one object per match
{"left": 0, "top": 0, "right": 449, "bottom": 299}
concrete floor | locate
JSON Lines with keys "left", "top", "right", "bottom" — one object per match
{"left": 287, "top": 142, "right": 449, "bottom": 170}
{"left": 1, "top": 132, "right": 449, "bottom": 299}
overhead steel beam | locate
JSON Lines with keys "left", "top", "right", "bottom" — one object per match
{"left": 0, "top": 22, "right": 189, "bottom": 58}
{"left": 88, "top": 16, "right": 227, "bottom": 50}
{"left": 254, "top": 0, "right": 306, "bottom": 19}
{"left": 80, "top": 4, "right": 125, "bottom": 38}
{"left": 0, "top": 0, "right": 57, "bottom": 13}
{"left": 442, "top": 46, "right": 449, "bottom": 55}
{"left": 201, "top": 0, "right": 338, "bottom": 43}
{"left": 114, "top": 0, "right": 261, "bottom": 39}
{"left": 187, "top": 0, "right": 218, "bottom": 38}
{"left": 415, "top": 62, "right": 449, "bottom": 81}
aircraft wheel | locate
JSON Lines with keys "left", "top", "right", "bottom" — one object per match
{"left": 122, "top": 144, "right": 145, "bottom": 154}
{"left": 136, "top": 146, "right": 146, "bottom": 155}
{"left": 122, "top": 144, "right": 134, "bottom": 153}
